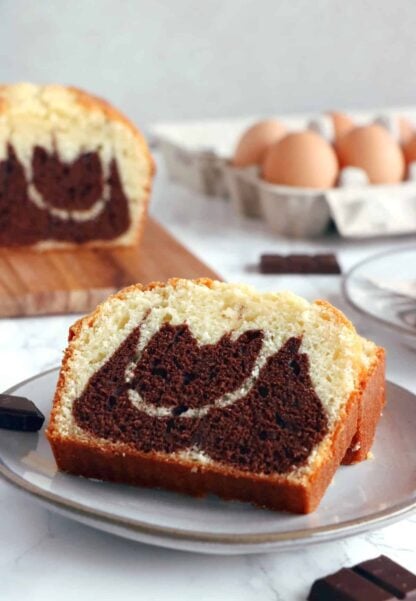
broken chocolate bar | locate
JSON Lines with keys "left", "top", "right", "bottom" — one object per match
{"left": 354, "top": 556, "right": 416, "bottom": 600}
{"left": 0, "top": 394, "right": 45, "bottom": 431}
{"left": 260, "top": 253, "right": 341, "bottom": 275}
{"left": 308, "top": 555, "right": 416, "bottom": 601}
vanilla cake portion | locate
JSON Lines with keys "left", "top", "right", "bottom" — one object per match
{"left": 47, "top": 279, "right": 385, "bottom": 513}
{"left": 0, "top": 83, "right": 154, "bottom": 248}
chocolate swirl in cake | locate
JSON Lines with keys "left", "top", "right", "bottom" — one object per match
{"left": 73, "top": 323, "right": 328, "bottom": 475}
{"left": 0, "top": 145, "right": 130, "bottom": 245}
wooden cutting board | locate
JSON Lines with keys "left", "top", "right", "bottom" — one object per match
{"left": 0, "top": 218, "right": 220, "bottom": 317}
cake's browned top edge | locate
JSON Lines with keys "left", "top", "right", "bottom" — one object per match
{"left": 0, "top": 83, "right": 156, "bottom": 178}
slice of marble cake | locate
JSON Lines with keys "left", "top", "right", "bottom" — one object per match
{"left": 47, "top": 279, "right": 385, "bottom": 513}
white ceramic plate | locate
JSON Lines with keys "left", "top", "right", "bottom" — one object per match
{"left": 0, "top": 368, "right": 415, "bottom": 555}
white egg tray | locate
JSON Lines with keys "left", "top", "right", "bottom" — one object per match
{"left": 156, "top": 138, "right": 228, "bottom": 197}
{"left": 223, "top": 164, "right": 416, "bottom": 238}
{"left": 152, "top": 109, "right": 416, "bottom": 238}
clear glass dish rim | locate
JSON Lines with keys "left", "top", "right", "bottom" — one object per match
{"left": 342, "top": 244, "right": 416, "bottom": 339}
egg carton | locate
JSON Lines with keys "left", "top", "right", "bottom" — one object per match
{"left": 157, "top": 137, "right": 228, "bottom": 197}
{"left": 223, "top": 163, "right": 416, "bottom": 238}
{"left": 152, "top": 108, "right": 416, "bottom": 238}
{"left": 153, "top": 117, "right": 262, "bottom": 197}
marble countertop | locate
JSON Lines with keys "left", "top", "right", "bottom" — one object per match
{"left": 0, "top": 154, "right": 415, "bottom": 600}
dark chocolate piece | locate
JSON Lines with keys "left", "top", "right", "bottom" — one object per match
{"left": 308, "top": 557, "right": 416, "bottom": 601}
{"left": 260, "top": 253, "right": 341, "bottom": 275}
{"left": 73, "top": 323, "right": 328, "bottom": 474}
{"left": 0, "top": 394, "right": 45, "bottom": 431}
{"left": 308, "top": 568, "right": 394, "bottom": 600}
{"left": 354, "top": 556, "right": 416, "bottom": 600}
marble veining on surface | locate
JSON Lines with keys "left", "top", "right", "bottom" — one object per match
{"left": 0, "top": 154, "right": 415, "bottom": 600}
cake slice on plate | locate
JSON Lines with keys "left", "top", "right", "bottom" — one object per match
{"left": 0, "top": 83, "right": 154, "bottom": 248}
{"left": 47, "top": 279, "right": 385, "bottom": 513}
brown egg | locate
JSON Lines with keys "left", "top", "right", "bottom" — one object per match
{"left": 262, "top": 130, "right": 339, "bottom": 189}
{"left": 233, "top": 119, "right": 286, "bottom": 167}
{"left": 336, "top": 124, "right": 405, "bottom": 184}
{"left": 328, "top": 111, "right": 355, "bottom": 139}
{"left": 399, "top": 117, "right": 414, "bottom": 145}
{"left": 402, "top": 133, "right": 416, "bottom": 165}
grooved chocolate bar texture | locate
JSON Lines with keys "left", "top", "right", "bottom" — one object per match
{"left": 260, "top": 253, "right": 341, "bottom": 274}
{"left": 354, "top": 556, "right": 416, "bottom": 600}
{"left": 308, "top": 556, "right": 416, "bottom": 601}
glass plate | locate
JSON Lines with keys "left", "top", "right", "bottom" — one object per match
{"left": 343, "top": 246, "right": 416, "bottom": 339}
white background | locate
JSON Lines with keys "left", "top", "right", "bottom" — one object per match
{"left": 1, "top": 0, "right": 416, "bottom": 128}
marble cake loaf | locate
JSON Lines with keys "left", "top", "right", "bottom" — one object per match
{"left": 47, "top": 279, "right": 385, "bottom": 513}
{"left": 0, "top": 83, "right": 154, "bottom": 248}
